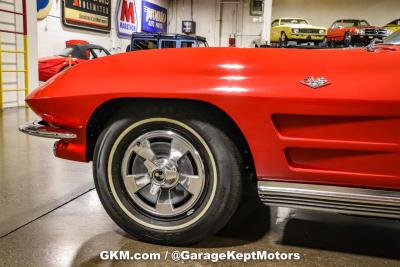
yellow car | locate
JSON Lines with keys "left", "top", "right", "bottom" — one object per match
{"left": 384, "top": 19, "right": 400, "bottom": 34}
{"left": 270, "top": 18, "right": 327, "bottom": 46}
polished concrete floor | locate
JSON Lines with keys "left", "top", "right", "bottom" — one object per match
{"left": 1, "top": 107, "right": 400, "bottom": 267}
{"left": 0, "top": 107, "right": 93, "bottom": 236}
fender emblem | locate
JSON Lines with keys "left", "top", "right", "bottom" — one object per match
{"left": 300, "top": 76, "right": 330, "bottom": 89}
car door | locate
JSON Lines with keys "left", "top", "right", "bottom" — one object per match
{"left": 328, "top": 21, "right": 342, "bottom": 40}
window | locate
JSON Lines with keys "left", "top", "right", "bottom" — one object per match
{"left": 359, "top": 20, "right": 370, "bottom": 27}
{"left": 181, "top": 41, "right": 195, "bottom": 48}
{"left": 330, "top": 21, "right": 340, "bottom": 29}
{"left": 280, "top": 19, "right": 308, "bottom": 25}
{"left": 133, "top": 39, "right": 158, "bottom": 50}
{"left": 161, "top": 40, "right": 176, "bottom": 48}
{"left": 250, "top": 0, "right": 263, "bottom": 16}
{"left": 58, "top": 47, "right": 74, "bottom": 57}
{"left": 90, "top": 48, "right": 109, "bottom": 58}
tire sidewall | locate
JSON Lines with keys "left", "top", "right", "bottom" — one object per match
{"left": 93, "top": 115, "right": 241, "bottom": 244}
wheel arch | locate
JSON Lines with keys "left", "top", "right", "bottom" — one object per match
{"left": 86, "top": 98, "right": 257, "bottom": 183}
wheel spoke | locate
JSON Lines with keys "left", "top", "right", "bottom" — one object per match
{"left": 124, "top": 174, "right": 150, "bottom": 193}
{"left": 149, "top": 183, "right": 161, "bottom": 196}
{"left": 179, "top": 174, "right": 203, "bottom": 195}
{"left": 155, "top": 191, "right": 174, "bottom": 213}
{"left": 131, "top": 139, "right": 157, "bottom": 171}
{"left": 169, "top": 138, "right": 190, "bottom": 163}
{"left": 164, "top": 169, "right": 179, "bottom": 182}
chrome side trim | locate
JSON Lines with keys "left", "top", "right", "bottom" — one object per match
{"left": 18, "top": 121, "right": 77, "bottom": 139}
{"left": 258, "top": 181, "right": 400, "bottom": 219}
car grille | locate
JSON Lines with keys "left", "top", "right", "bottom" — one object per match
{"left": 298, "top": 29, "right": 320, "bottom": 34}
{"left": 364, "top": 28, "right": 388, "bottom": 35}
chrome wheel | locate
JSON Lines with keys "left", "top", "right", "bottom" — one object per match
{"left": 121, "top": 130, "right": 205, "bottom": 217}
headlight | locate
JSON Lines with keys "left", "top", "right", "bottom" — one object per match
{"left": 293, "top": 28, "right": 299, "bottom": 34}
{"left": 319, "top": 29, "right": 325, "bottom": 34}
{"left": 356, "top": 29, "right": 365, "bottom": 35}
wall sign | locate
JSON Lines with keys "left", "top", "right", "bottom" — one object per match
{"left": 182, "top": 21, "right": 196, "bottom": 34}
{"left": 62, "top": 0, "right": 111, "bottom": 32}
{"left": 250, "top": 0, "right": 264, "bottom": 16}
{"left": 142, "top": 1, "right": 167, "bottom": 33}
{"left": 37, "top": 0, "right": 52, "bottom": 20}
{"left": 116, "top": 0, "right": 139, "bottom": 38}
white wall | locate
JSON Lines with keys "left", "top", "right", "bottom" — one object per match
{"left": 37, "top": 0, "right": 169, "bottom": 58}
{"left": 168, "top": 0, "right": 400, "bottom": 48}
{"left": 168, "top": 0, "right": 264, "bottom": 47}
{"left": 7, "top": 0, "right": 399, "bottom": 108}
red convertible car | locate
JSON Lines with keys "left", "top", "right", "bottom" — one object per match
{"left": 20, "top": 31, "right": 400, "bottom": 245}
{"left": 39, "top": 40, "right": 110, "bottom": 82}
{"left": 327, "top": 19, "right": 392, "bottom": 47}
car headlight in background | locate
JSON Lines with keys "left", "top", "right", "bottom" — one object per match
{"left": 356, "top": 29, "right": 365, "bottom": 35}
{"left": 293, "top": 28, "right": 299, "bottom": 34}
{"left": 319, "top": 29, "right": 325, "bottom": 34}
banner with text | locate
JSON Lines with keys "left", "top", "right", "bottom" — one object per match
{"left": 116, "top": 0, "right": 140, "bottom": 37}
{"left": 62, "top": 0, "right": 111, "bottom": 32}
{"left": 141, "top": 1, "right": 167, "bottom": 33}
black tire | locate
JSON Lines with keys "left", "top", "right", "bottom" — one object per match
{"left": 279, "top": 32, "right": 288, "bottom": 47}
{"left": 343, "top": 32, "right": 352, "bottom": 47}
{"left": 93, "top": 104, "right": 243, "bottom": 245}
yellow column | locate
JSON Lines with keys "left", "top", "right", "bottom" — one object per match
{"left": 23, "top": 35, "right": 28, "bottom": 103}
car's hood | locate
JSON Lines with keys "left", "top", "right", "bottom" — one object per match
{"left": 39, "top": 56, "right": 66, "bottom": 69}
{"left": 357, "top": 26, "right": 386, "bottom": 30}
{"left": 26, "top": 47, "right": 400, "bottom": 129}
{"left": 289, "top": 24, "right": 326, "bottom": 30}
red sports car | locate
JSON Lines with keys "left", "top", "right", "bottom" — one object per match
{"left": 38, "top": 40, "right": 110, "bottom": 82}
{"left": 20, "top": 31, "right": 400, "bottom": 245}
{"left": 327, "top": 19, "right": 392, "bottom": 47}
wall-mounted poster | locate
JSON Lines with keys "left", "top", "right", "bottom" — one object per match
{"left": 62, "top": 0, "right": 111, "bottom": 32}
{"left": 142, "top": 1, "right": 167, "bottom": 33}
{"left": 250, "top": 0, "right": 264, "bottom": 16}
{"left": 37, "top": 0, "right": 52, "bottom": 20}
{"left": 116, "top": 0, "right": 139, "bottom": 38}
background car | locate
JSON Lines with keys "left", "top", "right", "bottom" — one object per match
{"left": 327, "top": 19, "right": 392, "bottom": 47}
{"left": 38, "top": 40, "right": 111, "bottom": 82}
{"left": 384, "top": 18, "right": 400, "bottom": 34}
{"left": 127, "top": 33, "right": 208, "bottom": 52}
{"left": 270, "top": 18, "right": 327, "bottom": 47}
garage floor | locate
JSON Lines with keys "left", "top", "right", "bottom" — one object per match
{"left": 1, "top": 107, "right": 399, "bottom": 267}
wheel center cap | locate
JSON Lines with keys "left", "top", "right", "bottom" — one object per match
{"left": 152, "top": 169, "right": 166, "bottom": 183}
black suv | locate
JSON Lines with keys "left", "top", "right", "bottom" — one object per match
{"left": 127, "top": 33, "right": 208, "bottom": 51}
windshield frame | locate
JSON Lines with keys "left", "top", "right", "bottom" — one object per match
{"left": 280, "top": 19, "right": 309, "bottom": 25}
{"left": 58, "top": 47, "right": 75, "bottom": 57}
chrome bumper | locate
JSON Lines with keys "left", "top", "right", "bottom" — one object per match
{"left": 18, "top": 121, "right": 76, "bottom": 139}
{"left": 258, "top": 181, "right": 400, "bottom": 219}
